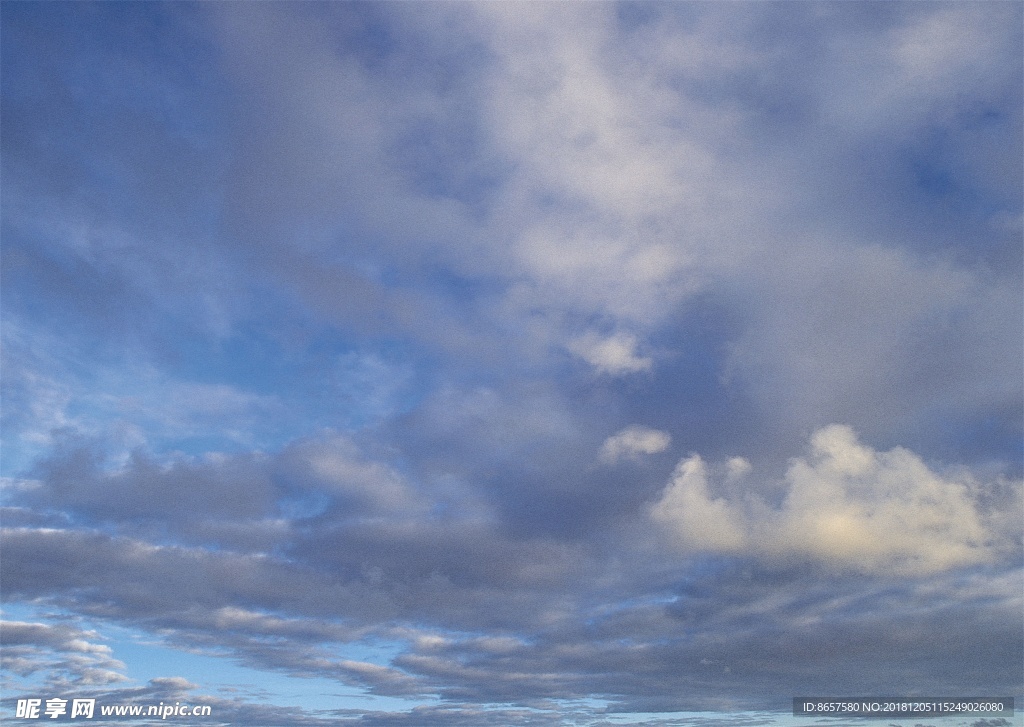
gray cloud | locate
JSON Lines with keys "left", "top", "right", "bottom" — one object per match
{"left": 0, "top": 620, "right": 128, "bottom": 689}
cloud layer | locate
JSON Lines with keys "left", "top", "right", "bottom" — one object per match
{"left": 1, "top": 2, "right": 1021, "bottom": 725}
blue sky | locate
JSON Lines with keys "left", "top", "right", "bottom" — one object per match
{"left": 1, "top": 2, "right": 1021, "bottom": 726}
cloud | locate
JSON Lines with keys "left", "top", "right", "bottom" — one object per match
{"left": 723, "top": 242, "right": 1023, "bottom": 469}
{"left": 276, "top": 433, "right": 424, "bottom": 518}
{"left": 819, "top": 3, "right": 1021, "bottom": 134}
{"left": 387, "top": 562, "right": 1022, "bottom": 709}
{"left": 569, "top": 332, "right": 652, "bottom": 375}
{"left": 1, "top": 2, "right": 1021, "bottom": 724}
{"left": 600, "top": 426, "right": 671, "bottom": 464}
{"left": 0, "top": 620, "right": 128, "bottom": 688}
{"left": 651, "top": 425, "right": 1021, "bottom": 575}
{"left": 28, "top": 442, "right": 277, "bottom": 545}
{"left": 651, "top": 454, "right": 747, "bottom": 552}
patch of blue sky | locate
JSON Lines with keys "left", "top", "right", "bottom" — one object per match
{"left": 0, "top": 301, "right": 424, "bottom": 476}
{"left": 164, "top": 330, "right": 422, "bottom": 441}
{"left": 2, "top": 3, "right": 225, "bottom": 143}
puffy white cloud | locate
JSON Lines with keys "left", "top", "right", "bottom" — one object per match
{"left": 569, "top": 331, "right": 652, "bottom": 375}
{"left": 651, "top": 454, "right": 746, "bottom": 551}
{"left": 651, "top": 425, "right": 1020, "bottom": 575}
{"left": 599, "top": 425, "right": 670, "bottom": 464}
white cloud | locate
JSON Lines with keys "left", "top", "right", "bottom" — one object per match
{"left": 823, "top": 4, "right": 1020, "bottom": 133}
{"left": 469, "top": 4, "right": 723, "bottom": 328}
{"left": 569, "top": 331, "right": 652, "bottom": 375}
{"left": 599, "top": 425, "right": 671, "bottom": 464}
{"left": 650, "top": 454, "right": 746, "bottom": 551}
{"left": 651, "top": 425, "right": 1020, "bottom": 575}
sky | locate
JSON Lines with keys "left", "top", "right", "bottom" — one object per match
{"left": 1, "top": 2, "right": 1022, "bottom": 726}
